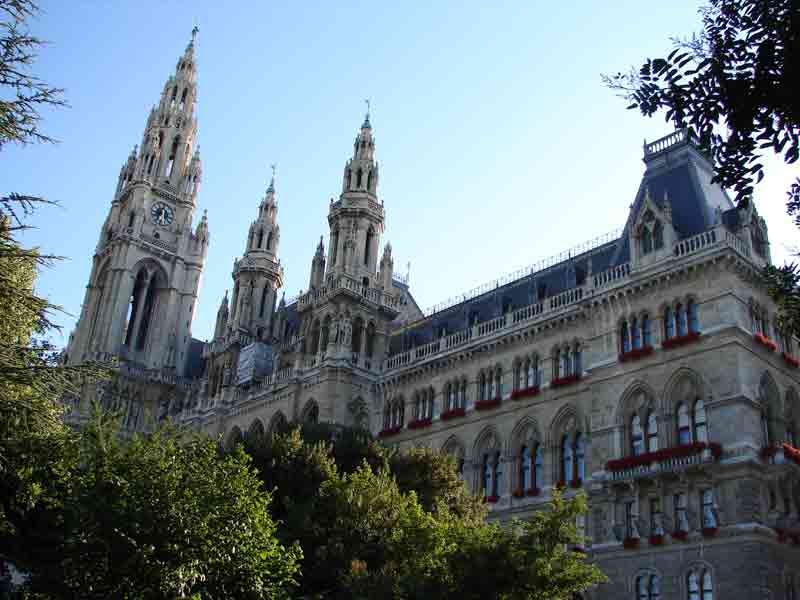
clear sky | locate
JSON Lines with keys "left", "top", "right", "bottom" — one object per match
{"left": 2, "top": 1, "right": 797, "bottom": 345}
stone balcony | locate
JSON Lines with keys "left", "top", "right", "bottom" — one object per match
{"left": 605, "top": 442, "right": 722, "bottom": 483}
{"left": 297, "top": 273, "right": 399, "bottom": 314}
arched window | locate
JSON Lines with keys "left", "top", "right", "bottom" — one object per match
{"left": 665, "top": 307, "right": 675, "bottom": 339}
{"left": 575, "top": 433, "right": 585, "bottom": 481}
{"left": 688, "top": 299, "right": 699, "bottom": 333}
{"left": 561, "top": 435, "right": 573, "bottom": 483}
{"left": 688, "top": 569, "right": 713, "bottom": 600}
{"left": 527, "top": 357, "right": 537, "bottom": 388}
{"left": 356, "top": 168, "right": 363, "bottom": 188}
{"left": 459, "top": 379, "right": 467, "bottom": 409}
{"left": 257, "top": 229, "right": 264, "bottom": 248}
{"left": 519, "top": 445, "right": 531, "bottom": 492}
{"left": 554, "top": 348, "right": 562, "bottom": 379}
{"left": 693, "top": 399, "right": 708, "bottom": 442}
{"left": 632, "top": 317, "right": 641, "bottom": 350}
{"left": 494, "top": 368, "right": 502, "bottom": 399}
{"left": 643, "top": 314, "right": 652, "bottom": 347}
{"left": 677, "top": 402, "right": 691, "bottom": 444}
{"left": 514, "top": 362, "right": 522, "bottom": 391}
{"left": 647, "top": 412, "right": 659, "bottom": 451}
{"left": 483, "top": 454, "right": 492, "bottom": 496}
{"left": 621, "top": 321, "right": 631, "bottom": 353}
{"left": 367, "top": 169, "right": 373, "bottom": 191}
{"left": 170, "top": 85, "right": 177, "bottom": 106}
{"left": 701, "top": 488, "right": 717, "bottom": 529}
{"left": 259, "top": 286, "right": 269, "bottom": 319}
{"left": 636, "top": 573, "right": 660, "bottom": 600}
{"left": 631, "top": 415, "right": 644, "bottom": 456}
{"left": 179, "top": 88, "right": 188, "bottom": 111}
{"left": 364, "top": 228, "right": 373, "bottom": 266}
{"left": 653, "top": 220, "right": 664, "bottom": 250}
{"left": 479, "top": 372, "right": 487, "bottom": 401}
{"left": 165, "top": 137, "right": 180, "bottom": 178}
{"left": 642, "top": 227, "right": 653, "bottom": 255}
{"left": 266, "top": 231, "right": 273, "bottom": 251}
{"left": 330, "top": 229, "right": 339, "bottom": 265}
{"left": 533, "top": 443, "right": 543, "bottom": 489}
{"left": 676, "top": 303, "right": 687, "bottom": 337}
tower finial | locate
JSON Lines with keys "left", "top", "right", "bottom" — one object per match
{"left": 191, "top": 24, "right": 199, "bottom": 44}
{"left": 362, "top": 99, "right": 371, "bottom": 128}
{"left": 267, "top": 163, "right": 276, "bottom": 192}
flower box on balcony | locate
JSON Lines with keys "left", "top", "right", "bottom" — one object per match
{"left": 440, "top": 407, "right": 466, "bottom": 421}
{"left": 407, "top": 418, "right": 432, "bottom": 430}
{"left": 475, "top": 398, "right": 501, "bottom": 411}
{"left": 378, "top": 425, "right": 402, "bottom": 438}
{"left": 526, "top": 487, "right": 541, "bottom": 497}
{"left": 701, "top": 527, "right": 718, "bottom": 538}
{"left": 662, "top": 331, "right": 701, "bottom": 350}
{"left": 753, "top": 333, "right": 778, "bottom": 352}
{"left": 485, "top": 495, "right": 499, "bottom": 504}
{"left": 783, "top": 353, "right": 800, "bottom": 368}
{"left": 605, "top": 441, "right": 722, "bottom": 472}
{"left": 551, "top": 374, "right": 581, "bottom": 388}
{"left": 569, "top": 478, "right": 583, "bottom": 489}
{"left": 623, "top": 537, "right": 640, "bottom": 549}
{"left": 672, "top": 530, "right": 688, "bottom": 541}
{"left": 511, "top": 386, "right": 541, "bottom": 400}
{"left": 619, "top": 346, "right": 654, "bottom": 363}
{"left": 762, "top": 443, "right": 800, "bottom": 466}
{"left": 648, "top": 534, "right": 664, "bottom": 546}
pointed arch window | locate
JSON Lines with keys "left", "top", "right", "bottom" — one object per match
{"left": 257, "top": 229, "right": 264, "bottom": 248}
{"left": 179, "top": 88, "right": 188, "bottom": 111}
{"left": 575, "top": 433, "right": 585, "bottom": 481}
{"left": 367, "top": 169, "right": 373, "bottom": 191}
{"left": 642, "top": 227, "right": 653, "bottom": 254}
{"left": 356, "top": 168, "right": 363, "bottom": 188}
{"left": 688, "top": 299, "right": 699, "bottom": 333}
{"left": 677, "top": 402, "right": 692, "bottom": 444}
{"left": 643, "top": 314, "right": 652, "bottom": 347}
{"left": 364, "top": 227, "right": 373, "bottom": 266}
{"left": 621, "top": 321, "right": 631, "bottom": 353}
{"left": 631, "top": 415, "right": 645, "bottom": 456}
{"left": 330, "top": 229, "right": 340, "bottom": 266}
{"left": 527, "top": 357, "right": 538, "bottom": 388}
{"left": 647, "top": 412, "right": 659, "bottom": 451}
{"left": 165, "top": 137, "right": 180, "bottom": 178}
{"left": 632, "top": 317, "right": 641, "bottom": 350}
{"left": 259, "top": 286, "right": 269, "bottom": 319}
{"left": 665, "top": 307, "right": 675, "bottom": 339}
{"left": 514, "top": 362, "right": 522, "bottom": 391}
{"left": 676, "top": 302, "right": 687, "bottom": 337}
{"left": 459, "top": 379, "right": 467, "bottom": 409}
{"left": 533, "top": 443, "right": 543, "bottom": 489}
{"left": 653, "top": 220, "right": 664, "bottom": 249}
{"left": 636, "top": 574, "right": 661, "bottom": 600}
{"left": 519, "top": 445, "right": 531, "bottom": 492}
{"left": 266, "top": 231, "right": 273, "bottom": 251}
{"left": 479, "top": 372, "right": 488, "bottom": 402}
{"left": 561, "top": 435, "right": 573, "bottom": 483}
{"left": 693, "top": 399, "right": 708, "bottom": 443}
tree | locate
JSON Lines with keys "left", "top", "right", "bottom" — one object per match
{"left": 6, "top": 409, "right": 301, "bottom": 599}
{"left": 604, "top": 0, "right": 800, "bottom": 333}
{"left": 243, "top": 426, "right": 604, "bottom": 599}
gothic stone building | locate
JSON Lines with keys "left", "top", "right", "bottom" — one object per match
{"left": 65, "top": 35, "right": 800, "bottom": 599}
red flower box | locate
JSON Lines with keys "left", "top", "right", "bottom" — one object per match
{"left": 762, "top": 443, "right": 800, "bottom": 466}
{"left": 475, "top": 398, "right": 501, "bottom": 411}
{"left": 378, "top": 425, "right": 402, "bottom": 438}
{"left": 648, "top": 534, "right": 664, "bottom": 546}
{"left": 672, "top": 530, "right": 688, "bottom": 541}
{"left": 782, "top": 353, "right": 800, "bottom": 368}
{"left": 407, "top": 418, "right": 432, "bottom": 430}
{"left": 605, "top": 441, "right": 722, "bottom": 472}
{"left": 662, "top": 331, "right": 701, "bottom": 350}
{"left": 440, "top": 407, "right": 466, "bottom": 421}
{"left": 623, "top": 537, "right": 640, "bottom": 549}
{"left": 512, "top": 488, "right": 524, "bottom": 498}
{"left": 569, "top": 478, "right": 583, "bottom": 489}
{"left": 511, "top": 386, "right": 541, "bottom": 400}
{"left": 485, "top": 495, "right": 499, "bottom": 504}
{"left": 551, "top": 374, "right": 581, "bottom": 388}
{"left": 753, "top": 333, "right": 778, "bottom": 352}
{"left": 526, "top": 487, "right": 541, "bottom": 497}
{"left": 619, "top": 346, "right": 654, "bottom": 363}
{"left": 701, "top": 527, "right": 717, "bottom": 538}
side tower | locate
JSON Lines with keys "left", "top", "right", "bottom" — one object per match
{"left": 66, "top": 29, "right": 208, "bottom": 376}
{"left": 294, "top": 111, "right": 401, "bottom": 426}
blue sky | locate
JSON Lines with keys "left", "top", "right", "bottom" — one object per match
{"left": 2, "top": 1, "right": 797, "bottom": 345}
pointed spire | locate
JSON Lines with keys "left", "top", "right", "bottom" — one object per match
{"left": 186, "top": 25, "right": 199, "bottom": 55}
{"left": 362, "top": 98, "right": 371, "bottom": 129}
{"left": 267, "top": 163, "right": 276, "bottom": 194}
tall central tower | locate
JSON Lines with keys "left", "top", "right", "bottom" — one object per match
{"left": 66, "top": 29, "right": 209, "bottom": 376}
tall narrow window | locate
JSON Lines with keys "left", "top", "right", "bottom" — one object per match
{"left": 179, "top": 88, "right": 188, "bottom": 111}
{"left": 356, "top": 168, "right": 363, "bottom": 188}
{"left": 632, "top": 415, "right": 644, "bottom": 456}
{"left": 643, "top": 314, "right": 652, "bottom": 347}
{"left": 494, "top": 369, "right": 502, "bottom": 399}
{"left": 693, "top": 399, "right": 708, "bottom": 442}
{"left": 688, "top": 299, "right": 699, "bottom": 333}
{"left": 677, "top": 303, "right": 687, "bottom": 337}
{"left": 259, "top": 286, "right": 268, "bottom": 318}
{"left": 527, "top": 358, "right": 536, "bottom": 388}
{"left": 642, "top": 227, "right": 653, "bottom": 254}
{"left": 674, "top": 492, "right": 689, "bottom": 533}
{"left": 622, "top": 321, "right": 631, "bottom": 353}
{"left": 266, "top": 231, "right": 273, "bottom": 251}
{"left": 632, "top": 317, "right": 641, "bottom": 349}
{"left": 494, "top": 451, "right": 503, "bottom": 497}
{"left": 165, "top": 137, "right": 179, "bottom": 178}
{"left": 554, "top": 349, "right": 561, "bottom": 379}
{"left": 562, "top": 436, "right": 573, "bottom": 483}
{"left": 701, "top": 571, "right": 713, "bottom": 600}
{"left": 678, "top": 403, "right": 692, "bottom": 444}
{"left": 331, "top": 230, "right": 339, "bottom": 265}
{"left": 459, "top": 380, "right": 467, "bottom": 408}
{"left": 533, "top": 444, "right": 543, "bottom": 489}
{"left": 575, "top": 433, "right": 585, "bottom": 481}
{"left": 480, "top": 373, "right": 487, "bottom": 401}
{"left": 688, "top": 573, "right": 700, "bottom": 600}
{"left": 650, "top": 497, "right": 664, "bottom": 537}
{"left": 653, "top": 220, "right": 664, "bottom": 249}
{"left": 647, "top": 412, "right": 659, "bottom": 451}
{"left": 514, "top": 362, "right": 522, "bottom": 391}
{"left": 367, "top": 169, "right": 373, "bottom": 191}
{"left": 483, "top": 454, "right": 492, "bottom": 495}
{"left": 257, "top": 229, "right": 264, "bottom": 248}
{"left": 519, "top": 446, "right": 531, "bottom": 492}
{"left": 701, "top": 489, "right": 716, "bottom": 529}
{"left": 625, "top": 501, "right": 637, "bottom": 539}
{"left": 665, "top": 307, "right": 675, "bottom": 339}
{"left": 364, "top": 228, "right": 373, "bottom": 266}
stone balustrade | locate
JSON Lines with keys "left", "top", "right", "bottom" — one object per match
{"left": 297, "top": 273, "right": 399, "bottom": 312}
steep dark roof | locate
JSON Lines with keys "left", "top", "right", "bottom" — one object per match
{"left": 185, "top": 338, "right": 206, "bottom": 378}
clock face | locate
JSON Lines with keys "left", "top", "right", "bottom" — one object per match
{"left": 151, "top": 202, "right": 174, "bottom": 227}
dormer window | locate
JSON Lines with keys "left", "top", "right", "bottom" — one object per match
{"left": 639, "top": 217, "right": 664, "bottom": 256}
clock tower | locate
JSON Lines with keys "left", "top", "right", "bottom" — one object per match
{"left": 66, "top": 29, "right": 209, "bottom": 376}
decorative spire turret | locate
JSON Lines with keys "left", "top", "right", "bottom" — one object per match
{"left": 309, "top": 235, "right": 326, "bottom": 290}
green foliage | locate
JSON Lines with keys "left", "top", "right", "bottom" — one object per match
{"left": 244, "top": 425, "right": 604, "bottom": 599}
{"left": 604, "top": 0, "right": 798, "bottom": 203}
{"left": 8, "top": 408, "right": 301, "bottom": 599}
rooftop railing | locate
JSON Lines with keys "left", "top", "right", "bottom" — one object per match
{"left": 383, "top": 225, "right": 755, "bottom": 373}
{"left": 644, "top": 129, "right": 692, "bottom": 157}
{"left": 297, "top": 273, "right": 399, "bottom": 312}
